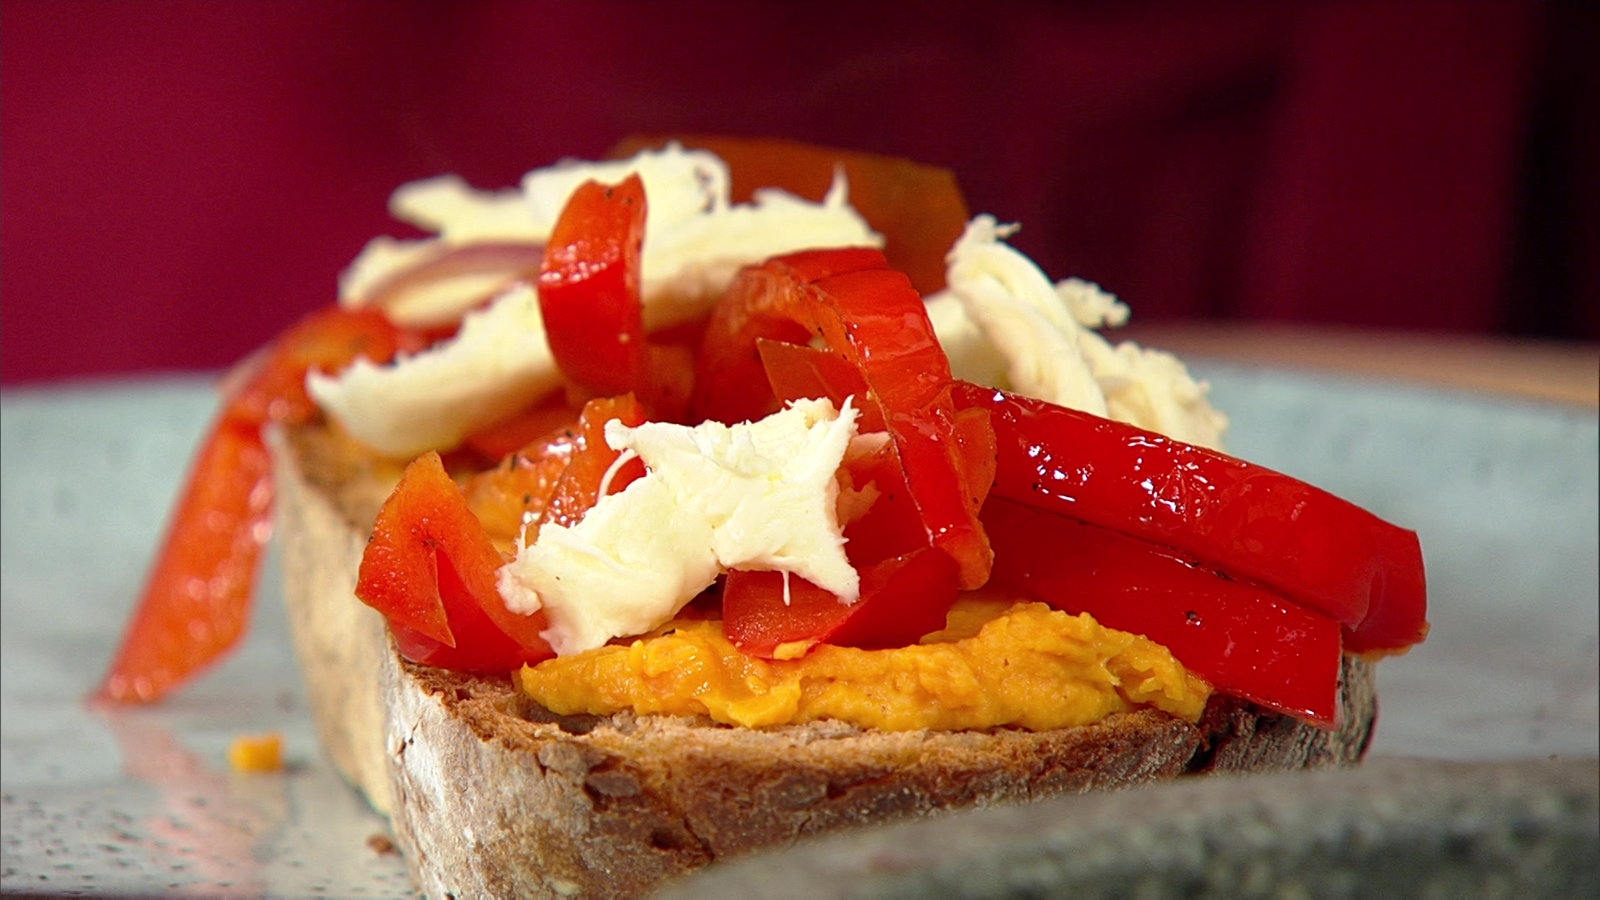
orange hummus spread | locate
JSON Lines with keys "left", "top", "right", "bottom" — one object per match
{"left": 519, "top": 598, "right": 1211, "bottom": 731}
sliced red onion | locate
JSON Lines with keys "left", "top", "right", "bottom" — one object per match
{"left": 353, "top": 241, "right": 544, "bottom": 328}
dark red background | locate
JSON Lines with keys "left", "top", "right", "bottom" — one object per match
{"left": 3, "top": 0, "right": 1595, "bottom": 385}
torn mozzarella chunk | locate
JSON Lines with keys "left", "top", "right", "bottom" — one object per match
{"left": 1057, "top": 276, "right": 1130, "bottom": 330}
{"left": 929, "top": 215, "right": 1227, "bottom": 449}
{"left": 925, "top": 291, "right": 1008, "bottom": 393}
{"left": 391, "top": 175, "right": 543, "bottom": 243}
{"left": 306, "top": 283, "right": 561, "bottom": 458}
{"left": 498, "top": 398, "right": 861, "bottom": 656}
{"left": 521, "top": 143, "right": 732, "bottom": 236}
{"left": 1077, "top": 333, "right": 1230, "bottom": 449}
{"left": 939, "top": 215, "right": 1109, "bottom": 418}
{"left": 637, "top": 181, "right": 878, "bottom": 330}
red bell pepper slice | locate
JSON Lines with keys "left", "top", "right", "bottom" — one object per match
{"left": 458, "top": 390, "right": 581, "bottom": 464}
{"left": 537, "top": 174, "right": 648, "bottom": 399}
{"left": 95, "top": 417, "right": 274, "bottom": 704}
{"left": 357, "top": 451, "right": 554, "bottom": 671}
{"left": 695, "top": 248, "right": 993, "bottom": 589}
{"left": 97, "top": 306, "right": 414, "bottom": 703}
{"left": 756, "top": 338, "right": 881, "bottom": 431}
{"left": 951, "top": 381, "right": 1428, "bottom": 655}
{"left": 982, "top": 498, "right": 1343, "bottom": 726}
{"left": 461, "top": 422, "right": 579, "bottom": 548}
{"left": 722, "top": 548, "right": 960, "bottom": 657}
{"left": 537, "top": 174, "right": 694, "bottom": 421}
{"left": 359, "top": 394, "right": 650, "bottom": 670}
{"left": 690, "top": 247, "right": 886, "bottom": 425}
{"left": 537, "top": 393, "right": 648, "bottom": 532}
{"left": 1341, "top": 552, "right": 1430, "bottom": 656}
{"left": 833, "top": 427, "right": 928, "bottom": 566}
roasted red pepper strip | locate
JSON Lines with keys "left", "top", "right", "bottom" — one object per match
{"left": 982, "top": 497, "right": 1343, "bottom": 726}
{"left": 537, "top": 174, "right": 648, "bottom": 400}
{"left": 458, "top": 390, "right": 581, "bottom": 464}
{"left": 757, "top": 338, "right": 881, "bottom": 431}
{"left": 95, "top": 417, "right": 274, "bottom": 703}
{"left": 723, "top": 549, "right": 959, "bottom": 657}
{"left": 691, "top": 247, "right": 885, "bottom": 425}
{"left": 537, "top": 173, "right": 696, "bottom": 421}
{"left": 357, "top": 451, "right": 553, "bottom": 671}
{"left": 696, "top": 248, "right": 993, "bottom": 589}
{"left": 1340, "top": 529, "right": 1431, "bottom": 656}
{"left": 462, "top": 420, "right": 580, "bottom": 548}
{"left": 98, "top": 306, "right": 412, "bottom": 703}
{"left": 538, "top": 394, "right": 647, "bottom": 532}
{"left": 952, "top": 381, "right": 1428, "bottom": 654}
{"left": 358, "top": 395, "right": 647, "bottom": 670}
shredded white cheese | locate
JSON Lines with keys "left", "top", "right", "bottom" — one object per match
{"left": 497, "top": 398, "right": 860, "bottom": 656}
{"left": 929, "top": 215, "right": 1227, "bottom": 449}
{"left": 307, "top": 283, "right": 561, "bottom": 457}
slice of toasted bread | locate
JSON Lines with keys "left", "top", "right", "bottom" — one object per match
{"left": 271, "top": 423, "right": 1377, "bottom": 899}
{"left": 272, "top": 423, "right": 399, "bottom": 814}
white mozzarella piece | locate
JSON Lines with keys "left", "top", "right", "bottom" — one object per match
{"left": 390, "top": 175, "right": 542, "bottom": 243}
{"left": 939, "top": 215, "right": 1110, "bottom": 418}
{"left": 498, "top": 398, "right": 860, "bottom": 656}
{"left": 306, "top": 284, "right": 561, "bottom": 458}
{"left": 930, "top": 215, "right": 1227, "bottom": 449}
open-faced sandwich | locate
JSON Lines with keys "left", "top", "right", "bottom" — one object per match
{"left": 98, "top": 136, "right": 1428, "bottom": 899}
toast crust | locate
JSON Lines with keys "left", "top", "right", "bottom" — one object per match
{"left": 271, "top": 424, "right": 398, "bottom": 813}
{"left": 384, "top": 654, "right": 1372, "bottom": 899}
{"left": 271, "top": 423, "right": 1377, "bottom": 898}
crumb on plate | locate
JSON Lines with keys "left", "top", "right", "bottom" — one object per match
{"left": 227, "top": 732, "right": 285, "bottom": 772}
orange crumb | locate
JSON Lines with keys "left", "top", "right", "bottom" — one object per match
{"left": 227, "top": 732, "right": 284, "bottom": 772}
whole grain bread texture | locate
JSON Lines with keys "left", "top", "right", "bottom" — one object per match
{"left": 271, "top": 422, "right": 1378, "bottom": 900}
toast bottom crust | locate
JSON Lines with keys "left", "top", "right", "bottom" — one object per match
{"left": 384, "top": 654, "right": 1372, "bottom": 900}
{"left": 271, "top": 423, "right": 1377, "bottom": 899}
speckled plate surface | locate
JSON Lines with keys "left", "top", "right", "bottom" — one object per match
{"left": 2, "top": 365, "right": 1596, "bottom": 897}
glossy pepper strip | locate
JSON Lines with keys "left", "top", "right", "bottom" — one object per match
{"left": 356, "top": 395, "right": 644, "bottom": 671}
{"left": 358, "top": 452, "right": 554, "bottom": 672}
{"left": 536, "top": 393, "right": 648, "bottom": 532}
{"left": 537, "top": 174, "right": 694, "bottom": 420}
{"left": 951, "top": 381, "right": 1428, "bottom": 654}
{"left": 982, "top": 497, "right": 1343, "bottom": 725}
{"left": 96, "top": 416, "right": 274, "bottom": 704}
{"left": 537, "top": 174, "right": 648, "bottom": 399}
{"left": 98, "top": 307, "right": 411, "bottom": 703}
{"left": 695, "top": 248, "right": 994, "bottom": 589}
{"left": 722, "top": 549, "right": 960, "bottom": 658}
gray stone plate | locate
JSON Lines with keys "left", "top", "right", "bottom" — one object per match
{"left": 2, "top": 364, "right": 1595, "bottom": 897}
